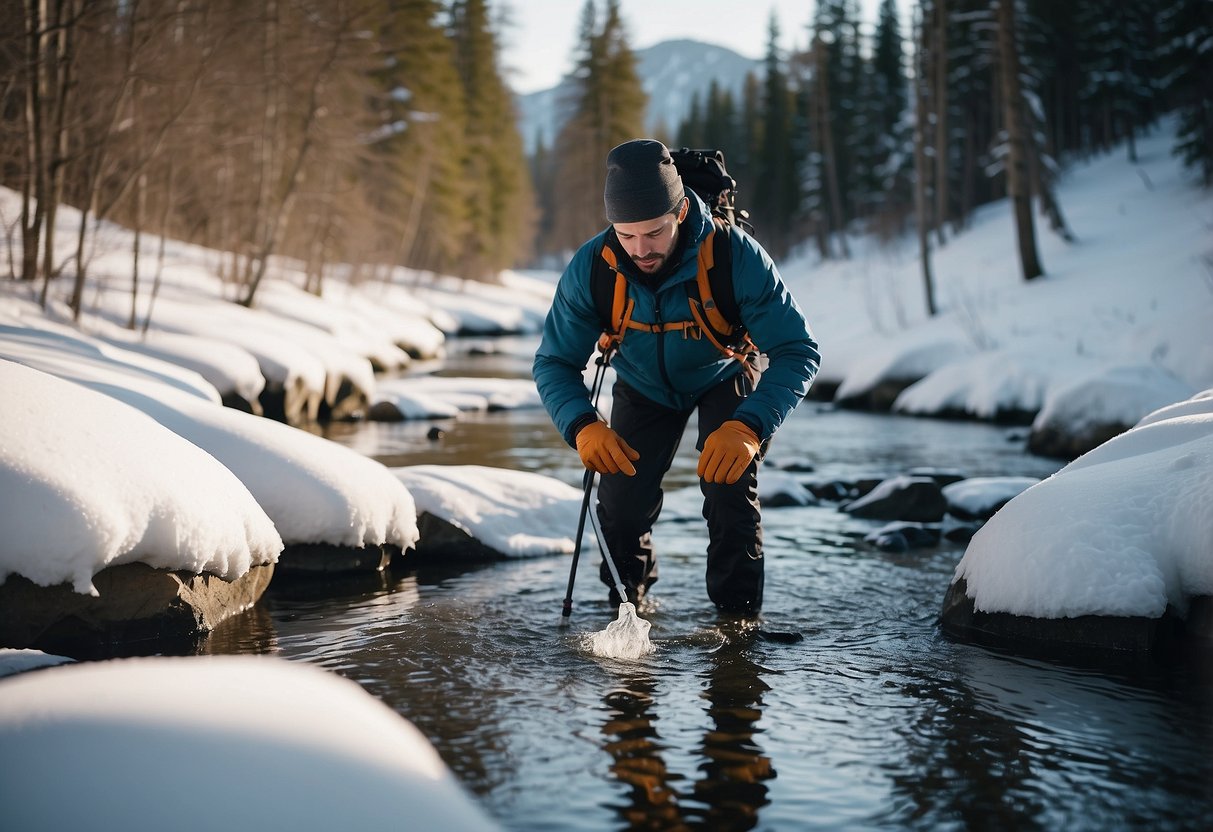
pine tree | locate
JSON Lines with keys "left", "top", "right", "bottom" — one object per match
{"left": 811, "top": 0, "right": 863, "bottom": 232}
{"left": 365, "top": 0, "right": 469, "bottom": 277}
{"left": 753, "top": 14, "right": 798, "bottom": 256}
{"left": 1158, "top": 0, "right": 1213, "bottom": 185}
{"left": 545, "top": 0, "right": 647, "bottom": 254}
{"left": 870, "top": 0, "right": 912, "bottom": 219}
{"left": 450, "top": 0, "right": 535, "bottom": 280}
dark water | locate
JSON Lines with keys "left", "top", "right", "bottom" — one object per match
{"left": 207, "top": 339, "right": 1213, "bottom": 831}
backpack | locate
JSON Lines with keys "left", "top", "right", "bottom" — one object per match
{"left": 590, "top": 147, "right": 758, "bottom": 374}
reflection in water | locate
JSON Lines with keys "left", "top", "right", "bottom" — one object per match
{"left": 601, "top": 624, "right": 776, "bottom": 831}
{"left": 690, "top": 632, "right": 775, "bottom": 831}
{"left": 602, "top": 675, "right": 685, "bottom": 830}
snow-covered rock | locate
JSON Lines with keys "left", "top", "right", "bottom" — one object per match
{"left": 395, "top": 465, "right": 582, "bottom": 560}
{"left": 4, "top": 335, "right": 419, "bottom": 556}
{"left": 835, "top": 338, "right": 969, "bottom": 410}
{"left": 0, "top": 648, "right": 74, "bottom": 679}
{"left": 894, "top": 349, "right": 1055, "bottom": 422}
{"left": 841, "top": 475, "right": 947, "bottom": 522}
{"left": 371, "top": 375, "right": 543, "bottom": 421}
{"left": 942, "top": 477, "right": 1040, "bottom": 520}
{"left": 758, "top": 470, "right": 819, "bottom": 507}
{"left": 1028, "top": 364, "right": 1195, "bottom": 459}
{"left": 941, "top": 389, "right": 1213, "bottom": 654}
{"left": 0, "top": 360, "right": 281, "bottom": 595}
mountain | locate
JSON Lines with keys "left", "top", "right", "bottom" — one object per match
{"left": 514, "top": 39, "right": 761, "bottom": 155}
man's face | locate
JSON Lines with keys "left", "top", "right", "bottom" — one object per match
{"left": 612, "top": 199, "right": 688, "bottom": 274}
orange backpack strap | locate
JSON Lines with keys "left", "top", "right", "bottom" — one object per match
{"left": 595, "top": 242, "right": 630, "bottom": 352}
{"left": 695, "top": 227, "right": 735, "bottom": 335}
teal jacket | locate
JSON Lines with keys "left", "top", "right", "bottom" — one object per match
{"left": 533, "top": 192, "right": 820, "bottom": 446}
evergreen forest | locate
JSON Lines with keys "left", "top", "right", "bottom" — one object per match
{"left": 3, "top": 0, "right": 1211, "bottom": 317}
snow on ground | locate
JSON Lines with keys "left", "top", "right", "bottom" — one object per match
{"left": 953, "top": 389, "right": 1213, "bottom": 619}
{"left": 373, "top": 375, "right": 543, "bottom": 418}
{"left": 0, "top": 360, "right": 281, "bottom": 594}
{"left": 0, "top": 296, "right": 222, "bottom": 405}
{"left": 0, "top": 655, "right": 500, "bottom": 832}
{"left": 783, "top": 122, "right": 1213, "bottom": 421}
{"left": 394, "top": 465, "right": 583, "bottom": 557}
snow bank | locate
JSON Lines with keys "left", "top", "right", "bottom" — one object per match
{"left": 834, "top": 338, "right": 968, "bottom": 403}
{"left": 394, "top": 465, "right": 582, "bottom": 557}
{"left": 0, "top": 308, "right": 220, "bottom": 405}
{"left": 2, "top": 343, "right": 418, "bottom": 552}
{"left": 0, "top": 648, "right": 74, "bottom": 679}
{"left": 1031, "top": 364, "right": 1195, "bottom": 439}
{"left": 0, "top": 361, "right": 281, "bottom": 595}
{"left": 109, "top": 389, "right": 420, "bottom": 551}
{"left": 373, "top": 375, "right": 542, "bottom": 418}
{"left": 952, "top": 389, "right": 1213, "bottom": 619}
{"left": 894, "top": 349, "right": 1058, "bottom": 419}
{"left": 0, "top": 656, "right": 499, "bottom": 832}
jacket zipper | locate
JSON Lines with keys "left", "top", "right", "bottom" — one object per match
{"left": 654, "top": 298, "right": 674, "bottom": 389}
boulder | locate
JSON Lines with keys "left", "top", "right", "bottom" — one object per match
{"left": 1027, "top": 365, "right": 1195, "bottom": 460}
{"left": 0, "top": 562, "right": 274, "bottom": 656}
{"left": 907, "top": 467, "right": 966, "bottom": 487}
{"left": 865, "top": 522, "right": 942, "bottom": 551}
{"left": 365, "top": 400, "right": 406, "bottom": 422}
{"left": 940, "top": 577, "right": 1188, "bottom": 656}
{"left": 842, "top": 476, "right": 946, "bottom": 522}
{"left": 942, "top": 476, "right": 1039, "bottom": 521}
{"left": 275, "top": 542, "right": 396, "bottom": 575}
{"left": 412, "top": 512, "right": 511, "bottom": 562}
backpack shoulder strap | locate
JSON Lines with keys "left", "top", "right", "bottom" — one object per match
{"left": 693, "top": 217, "right": 740, "bottom": 334}
{"left": 589, "top": 230, "right": 623, "bottom": 334}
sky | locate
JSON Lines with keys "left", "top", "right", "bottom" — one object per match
{"left": 499, "top": 0, "right": 907, "bottom": 94}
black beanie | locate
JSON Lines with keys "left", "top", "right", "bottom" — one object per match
{"left": 603, "top": 139, "right": 686, "bottom": 223}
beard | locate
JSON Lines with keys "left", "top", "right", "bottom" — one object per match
{"left": 633, "top": 253, "right": 665, "bottom": 273}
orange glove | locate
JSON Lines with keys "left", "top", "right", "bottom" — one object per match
{"left": 697, "top": 420, "right": 761, "bottom": 484}
{"left": 576, "top": 420, "right": 640, "bottom": 476}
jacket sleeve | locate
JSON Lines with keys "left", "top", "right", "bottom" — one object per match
{"left": 533, "top": 238, "right": 608, "bottom": 446}
{"left": 728, "top": 229, "right": 821, "bottom": 439}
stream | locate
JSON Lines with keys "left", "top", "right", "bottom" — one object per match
{"left": 206, "top": 336, "right": 1212, "bottom": 830}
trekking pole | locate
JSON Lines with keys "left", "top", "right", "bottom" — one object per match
{"left": 558, "top": 347, "right": 613, "bottom": 627}
{"left": 559, "top": 467, "right": 595, "bottom": 628}
{"left": 589, "top": 502, "right": 631, "bottom": 608}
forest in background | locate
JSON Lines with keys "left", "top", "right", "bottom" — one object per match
{"left": 2, "top": 0, "right": 1211, "bottom": 321}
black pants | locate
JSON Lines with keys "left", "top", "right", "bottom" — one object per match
{"left": 596, "top": 377, "right": 764, "bottom": 613}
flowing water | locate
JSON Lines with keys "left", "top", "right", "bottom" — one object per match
{"left": 205, "top": 338, "right": 1212, "bottom": 830}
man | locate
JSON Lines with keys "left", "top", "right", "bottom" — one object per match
{"left": 533, "top": 139, "right": 820, "bottom": 615}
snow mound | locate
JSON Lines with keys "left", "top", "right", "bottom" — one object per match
{"left": 0, "top": 655, "right": 500, "bottom": 831}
